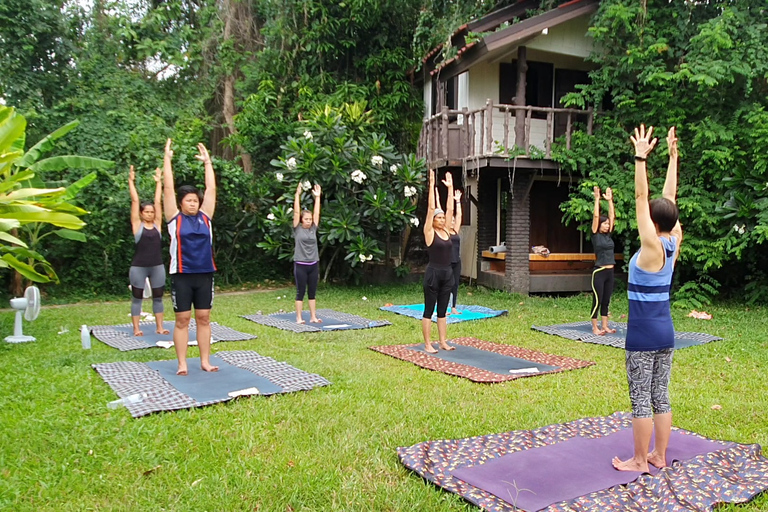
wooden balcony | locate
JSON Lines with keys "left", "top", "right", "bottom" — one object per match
{"left": 418, "top": 100, "right": 593, "bottom": 169}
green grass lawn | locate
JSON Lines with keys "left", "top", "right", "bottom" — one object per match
{"left": 1, "top": 283, "right": 766, "bottom": 511}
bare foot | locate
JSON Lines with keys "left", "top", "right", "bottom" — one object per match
{"left": 612, "top": 456, "right": 648, "bottom": 472}
{"left": 592, "top": 327, "right": 606, "bottom": 336}
{"left": 425, "top": 343, "right": 438, "bottom": 354}
{"left": 296, "top": 318, "right": 306, "bottom": 324}
{"left": 603, "top": 326, "right": 617, "bottom": 334}
{"left": 647, "top": 451, "right": 666, "bottom": 468}
{"left": 310, "top": 317, "right": 322, "bottom": 323}
{"left": 176, "top": 365, "right": 188, "bottom": 376}
{"left": 439, "top": 342, "right": 455, "bottom": 351}
{"left": 133, "top": 329, "right": 144, "bottom": 336}
{"left": 201, "top": 362, "right": 219, "bottom": 372}
{"left": 156, "top": 327, "right": 170, "bottom": 335}
{"left": 451, "top": 308, "right": 461, "bottom": 315}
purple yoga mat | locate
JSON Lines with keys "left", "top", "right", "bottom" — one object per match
{"left": 450, "top": 428, "right": 732, "bottom": 512}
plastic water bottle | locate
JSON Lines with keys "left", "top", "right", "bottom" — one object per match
{"left": 107, "top": 392, "right": 147, "bottom": 409}
{"left": 80, "top": 325, "right": 91, "bottom": 350}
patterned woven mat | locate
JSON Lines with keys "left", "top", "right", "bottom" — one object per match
{"left": 369, "top": 337, "right": 594, "bottom": 383}
{"left": 242, "top": 308, "right": 391, "bottom": 333}
{"left": 90, "top": 320, "right": 256, "bottom": 351}
{"left": 92, "top": 350, "right": 330, "bottom": 417}
{"left": 398, "top": 412, "right": 768, "bottom": 511}
{"left": 531, "top": 321, "right": 722, "bottom": 349}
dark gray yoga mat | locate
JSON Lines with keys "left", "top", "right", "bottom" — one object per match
{"left": 268, "top": 311, "right": 367, "bottom": 330}
{"left": 406, "top": 344, "right": 559, "bottom": 376}
{"left": 110, "top": 321, "right": 189, "bottom": 346}
{"left": 146, "top": 355, "right": 283, "bottom": 402}
{"left": 451, "top": 427, "right": 732, "bottom": 512}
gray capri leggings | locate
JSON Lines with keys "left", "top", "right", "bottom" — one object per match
{"left": 625, "top": 348, "right": 674, "bottom": 418}
{"left": 129, "top": 264, "right": 166, "bottom": 316}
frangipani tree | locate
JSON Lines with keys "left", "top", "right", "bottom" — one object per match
{"left": 0, "top": 106, "right": 113, "bottom": 283}
{"left": 258, "top": 103, "right": 425, "bottom": 280}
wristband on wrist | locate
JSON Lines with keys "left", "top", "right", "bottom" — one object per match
{"left": 634, "top": 155, "right": 647, "bottom": 161}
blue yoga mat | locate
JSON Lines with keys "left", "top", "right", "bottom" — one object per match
{"left": 381, "top": 304, "right": 507, "bottom": 324}
{"left": 147, "top": 355, "right": 283, "bottom": 402}
{"left": 406, "top": 344, "right": 559, "bottom": 376}
{"left": 267, "top": 311, "right": 368, "bottom": 330}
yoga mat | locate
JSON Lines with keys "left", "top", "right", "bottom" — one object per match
{"left": 397, "top": 412, "right": 768, "bottom": 512}
{"left": 92, "top": 350, "right": 331, "bottom": 417}
{"left": 146, "top": 355, "right": 283, "bottom": 402}
{"left": 370, "top": 337, "right": 593, "bottom": 383}
{"left": 90, "top": 320, "right": 256, "bottom": 351}
{"left": 531, "top": 321, "right": 722, "bottom": 350}
{"left": 406, "top": 344, "right": 559, "bottom": 376}
{"left": 381, "top": 304, "right": 507, "bottom": 324}
{"left": 242, "top": 308, "right": 391, "bottom": 333}
{"left": 451, "top": 428, "right": 731, "bottom": 512}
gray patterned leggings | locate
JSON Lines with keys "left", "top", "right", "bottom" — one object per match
{"left": 625, "top": 348, "right": 674, "bottom": 418}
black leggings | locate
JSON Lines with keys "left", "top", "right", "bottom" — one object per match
{"left": 450, "top": 260, "right": 461, "bottom": 307}
{"left": 591, "top": 266, "right": 615, "bottom": 318}
{"left": 295, "top": 262, "right": 319, "bottom": 301}
{"left": 423, "top": 265, "right": 454, "bottom": 319}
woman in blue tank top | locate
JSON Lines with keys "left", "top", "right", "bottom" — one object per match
{"left": 613, "top": 125, "right": 683, "bottom": 474}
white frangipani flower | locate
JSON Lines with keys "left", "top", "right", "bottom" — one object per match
{"left": 287, "top": 207, "right": 293, "bottom": 213}
{"left": 301, "top": 180, "right": 311, "bottom": 191}
{"left": 303, "top": 130, "right": 313, "bottom": 140}
{"left": 403, "top": 185, "right": 417, "bottom": 198}
{"left": 371, "top": 155, "right": 383, "bottom": 166}
{"left": 286, "top": 157, "right": 297, "bottom": 170}
{"left": 358, "top": 254, "right": 367, "bottom": 263}
{"left": 409, "top": 217, "right": 419, "bottom": 227}
{"left": 366, "top": 254, "right": 373, "bottom": 261}
{"left": 351, "top": 170, "right": 367, "bottom": 184}
{"left": 275, "top": 172, "right": 284, "bottom": 182}
{"left": 390, "top": 164, "right": 398, "bottom": 174}
{"left": 267, "top": 213, "right": 276, "bottom": 221}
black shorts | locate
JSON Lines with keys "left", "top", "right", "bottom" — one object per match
{"left": 171, "top": 273, "right": 214, "bottom": 312}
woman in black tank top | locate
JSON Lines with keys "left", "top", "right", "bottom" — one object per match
{"left": 590, "top": 185, "right": 616, "bottom": 335}
{"left": 422, "top": 170, "right": 456, "bottom": 353}
{"left": 128, "top": 165, "right": 168, "bottom": 337}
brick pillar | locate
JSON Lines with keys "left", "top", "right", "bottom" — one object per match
{"left": 476, "top": 172, "right": 497, "bottom": 278}
{"left": 505, "top": 175, "right": 531, "bottom": 294}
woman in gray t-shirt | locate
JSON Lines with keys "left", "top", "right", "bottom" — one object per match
{"left": 292, "top": 182, "right": 322, "bottom": 324}
{"left": 590, "top": 185, "right": 616, "bottom": 335}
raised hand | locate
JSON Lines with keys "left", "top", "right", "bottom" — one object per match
{"left": 428, "top": 169, "right": 435, "bottom": 186}
{"left": 154, "top": 167, "right": 161, "bottom": 183}
{"left": 454, "top": 189, "right": 462, "bottom": 202}
{"left": 603, "top": 187, "right": 613, "bottom": 201}
{"left": 441, "top": 171, "right": 453, "bottom": 188}
{"left": 164, "top": 139, "right": 173, "bottom": 160}
{"left": 129, "top": 165, "right": 135, "bottom": 182}
{"left": 593, "top": 185, "right": 601, "bottom": 200}
{"left": 630, "top": 124, "right": 658, "bottom": 159}
{"left": 667, "top": 126, "right": 678, "bottom": 159}
{"left": 195, "top": 143, "right": 211, "bottom": 164}
{"left": 296, "top": 182, "right": 303, "bottom": 195}
{"left": 312, "top": 184, "right": 321, "bottom": 197}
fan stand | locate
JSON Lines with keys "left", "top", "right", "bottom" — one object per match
{"left": 5, "top": 298, "right": 35, "bottom": 343}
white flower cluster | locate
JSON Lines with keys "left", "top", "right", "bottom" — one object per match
{"left": 390, "top": 164, "right": 399, "bottom": 174}
{"left": 267, "top": 213, "right": 276, "bottom": 221}
{"left": 351, "top": 169, "right": 367, "bottom": 184}
{"left": 286, "top": 157, "right": 297, "bottom": 170}
{"left": 358, "top": 254, "right": 374, "bottom": 262}
{"left": 275, "top": 172, "right": 284, "bottom": 182}
{"left": 304, "top": 130, "right": 313, "bottom": 140}
{"left": 403, "top": 185, "right": 417, "bottom": 198}
{"left": 409, "top": 217, "right": 419, "bottom": 227}
{"left": 733, "top": 224, "right": 747, "bottom": 235}
{"left": 301, "top": 180, "right": 312, "bottom": 191}
{"left": 371, "top": 155, "right": 383, "bottom": 166}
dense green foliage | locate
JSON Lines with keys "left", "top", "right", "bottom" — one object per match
{"left": 559, "top": 0, "right": 768, "bottom": 304}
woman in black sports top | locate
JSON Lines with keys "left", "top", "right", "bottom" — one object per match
{"left": 590, "top": 185, "right": 616, "bottom": 335}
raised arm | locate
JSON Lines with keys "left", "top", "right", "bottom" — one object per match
{"left": 442, "top": 171, "right": 454, "bottom": 230}
{"left": 312, "top": 184, "right": 321, "bottom": 226}
{"left": 153, "top": 167, "right": 162, "bottom": 229}
{"left": 453, "top": 189, "right": 463, "bottom": 233}
{"left": 604, "top": 187, "right": 615, "bottom": 232}
{"left": 163, "top": 139, "right": 178, "bottom": 222}
{"left": 197, "top": 143, "right": 216, "bottom": 219}
{"left": 631, "top": 124, "right": 663, "bottom": 270}
{"left": 292, "top": 182, "right": 302, "bottom": 228}
{"left": 128, "top": 165, "right": 141, "bottom": 234}
{"left": 591, "top": 186, "right": 601, "bottom": 234}
{"left": 663, "top": 126, "right": 683, "bottom": 257}
{"left": 423, "top": 170, "right": 436, "bottom": 246}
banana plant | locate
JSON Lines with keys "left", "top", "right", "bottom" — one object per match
{"left": 0, "top": 106, "right": 113, "bottom": 283}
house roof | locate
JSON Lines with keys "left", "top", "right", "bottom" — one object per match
{"left": 417, "top": 0, "right": 598, "bottom": 83}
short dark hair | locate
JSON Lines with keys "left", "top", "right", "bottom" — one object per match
{"left": 140, "top": 200, "right": 154, "bottom": 212}
{"left": 649, "top": 198, "right": 679, "bottom": 232}
{"left": 176, "top": 185, "right": 202, "bottom": 206}
{"left": 599, "top": 215, "right": 609, "bottom": 225}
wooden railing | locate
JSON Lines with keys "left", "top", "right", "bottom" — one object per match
{"left": 418, "top": 100, "right": 593, "bottom": 167}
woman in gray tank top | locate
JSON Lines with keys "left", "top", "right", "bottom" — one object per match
{"left": 292, "top": 182, "right": 322, "bottom": 324}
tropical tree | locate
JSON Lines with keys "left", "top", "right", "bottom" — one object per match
{"left": 0, "top": 106, "right": 112, "bottom": 286}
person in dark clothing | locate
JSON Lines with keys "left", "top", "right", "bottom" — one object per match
{"left": 128, "top": 165, "right": 168, "bottom": 337}
{"left": 436, "top": 186, "right": 464, "bottom": 315}
{"left": 422, "top": 170, "right": 455, "bottom": 354}
{"left": 292, "top": 182, "right": 322, "bottom": 324}
{"left": 590, "top": 185, "right": 616, "bottom": 335}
